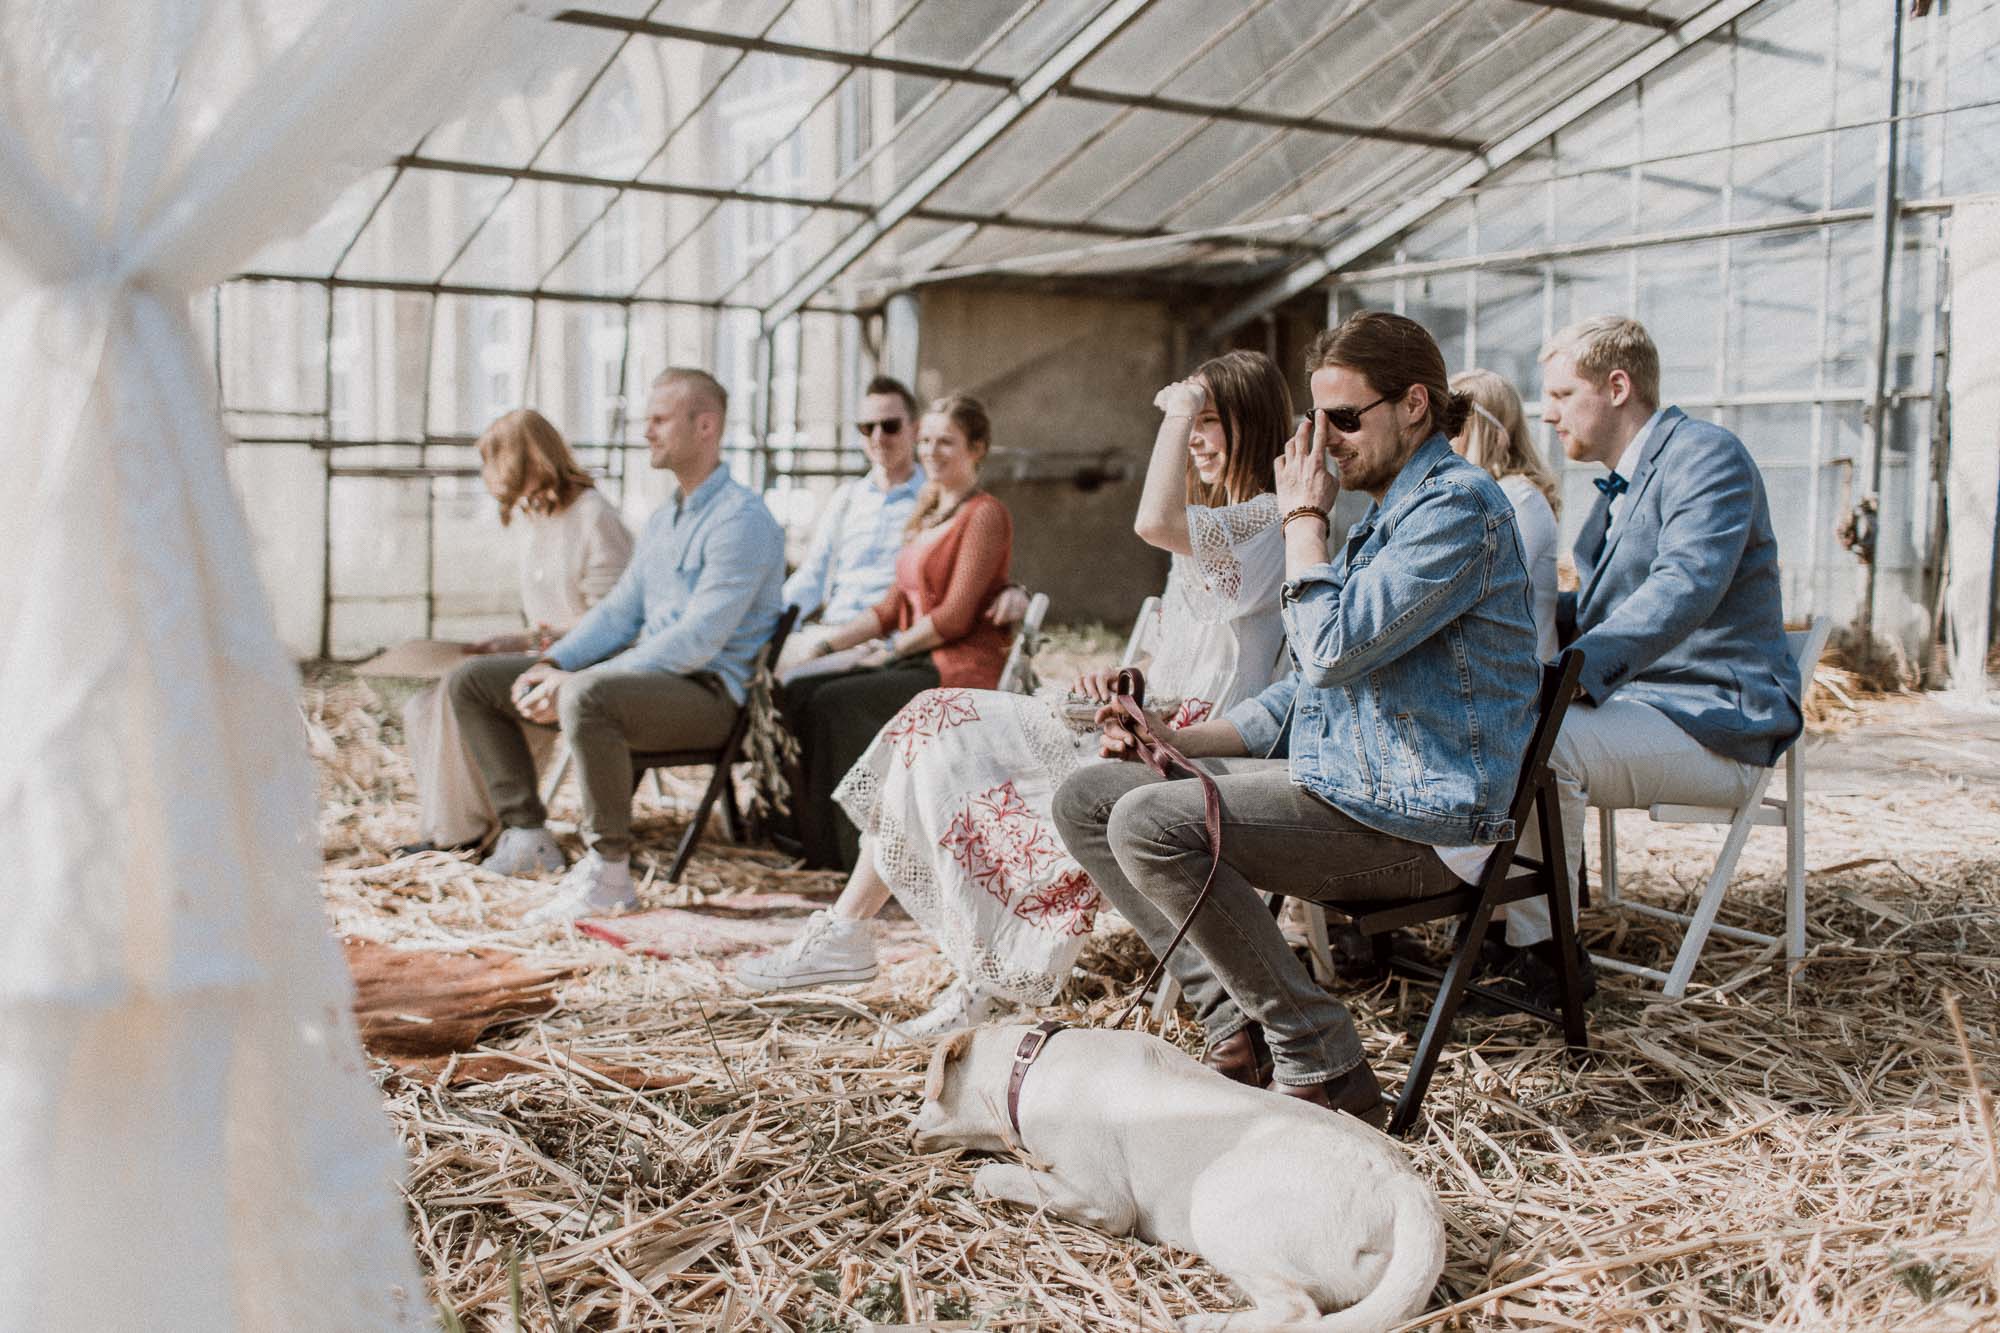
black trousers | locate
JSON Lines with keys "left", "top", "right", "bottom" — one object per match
{"left": 779, "top": 659, "right": 941, "bottom": 870}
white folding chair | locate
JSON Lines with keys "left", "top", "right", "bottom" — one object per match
{"left": 1591, "top": 615, "right": 1836, "bottom": 997}
{"left": 1121, "top": 595, "right": 1162, "bottom": 668}
{"left": 996, "top": 591, "right": 1051, "bottom": 694}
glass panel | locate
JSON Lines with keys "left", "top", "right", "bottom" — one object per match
{"left": 338, "top": 169, "right": 514, "bottom": 284}
{"left": 330, "top": 289, "right": 431, "bottom": 440}
{"left": 1821, "top": 222, "right": 1875, "bottom": 390}
{"left": 430, "top": 474, "right": 526, "bottom": 635}
{"left": 1470, "top": 267, "right": 1546, "bottom": 415}
{"left": 1346, "top": 4, "right": 1564, "bottom": 137}
{"left": 725, "top": 209, "right": 848, "bottom": 306}
{"left": 1068, "top": 0, "right": 1252, "bottom": 96}
{"left": 925, "top": 98, "right": 1121, "bottom": 214}
{"left": 423, "top": 28, "right": 624, "bottom": 169}
{"left": 890, "top": 0, "right": 1047, "bottom": 70}
{"left": 244, "top": 168, "right": 395, "bottom": 275}
{"left": 1726, "top": 231, "right": 1823, "bottom": 395}
{"left": 671, "top": 0, "right": 800, "bottom": 39}
{"left": 528, "top": 302, "right": 632, "bottom": 444}
{"left": 427, "top": 295, "right": 535, "bottom": 437}
{"left": 1008, "top": 107, "right": 1203, "bottom": 218}
{"left": 539, "top": 188, "right": 656, "bottom": 295}
{"left": 226, "top": 442, "right": 325, "bottom": 656}
{"left": 1404, "top": 271, "right": 1468, "bottom": 373}
{"left": 1472, "top": 157, "right": 1552, "bottom": 256}
{"left": 328, "top": 476, "right": 429, "bottom": 600}
{"left": 1733, "top": 0, "right": 1837, "bottom": 147}
{"left": 1832, "top": 0, "right": 1892, "bottom": 123}
{"left": 1092, "top": 121, "right": 1303, "bottom": 230}
{"left": 1550, "top": 253, "right": 1629, "bottom": 334}
{"left": 834, "top": 82, "right": 1011, "bottom": 206}
{"left": 1636, "top": 240, "right": 1721, "bottom": 405}
{"left": 1637, "top": 146, "right": 1727, "bottom": 235}
{"left": 1150, "top": 0, "right": 1363, "bottom": 105}
{"left": 979, "top": 0, "right": 1116, "bottom": 77}
{"left": 218, "top": 282, "right": 328, "bottom": 414}
{"left": 1241, "top": 0, "right": 1463, "bottom": 116}
{"left": 538, "top": 38, "right": 682, "bottom": 181}
{"left": 444, "top": 180, "right": 620, "bottom": 289}
{"left": 647, "top": 49, "right": 846, "bottom": 190}
{"left": 854, "top": 215, "right": 978, "bottom": 280}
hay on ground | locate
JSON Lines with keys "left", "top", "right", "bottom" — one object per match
{"left": 307, "top": 664, "right": 2000, "bottom": 1331}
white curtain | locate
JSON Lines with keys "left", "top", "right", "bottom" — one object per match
{"left": 0, "top": 3, "right": 551, "bottom": 1326}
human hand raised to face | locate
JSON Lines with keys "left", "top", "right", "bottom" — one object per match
{"left": 1274, "top": 410, "right": 1340, "bottom": 517}
{"left": 1152, "top": 378, "right": 1208, "bottom": 420}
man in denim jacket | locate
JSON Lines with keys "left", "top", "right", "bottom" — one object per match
{"left": 1053, "top": 313, "right": 1540, "bottom": 1124}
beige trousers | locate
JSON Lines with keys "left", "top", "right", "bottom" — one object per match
{"left": 1506, "top": 696, "right": 1762, "bottom": 947}
{"left": 402, "top": 680, "right": 557, "bottom": 846}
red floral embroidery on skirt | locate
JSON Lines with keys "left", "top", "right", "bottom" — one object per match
{"left": 939, "top": 781, "right": 1065, "bottom": 906}
{"left": 1011, "top": 868, "right": 1100, "bottom": 936}
{"left": 1170, "top": 697, "right": 1213, "bottom": 729}
{"left": 883, "top": 688, "right": 981, "bottom": 763}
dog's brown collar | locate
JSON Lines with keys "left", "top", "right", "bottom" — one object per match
{"left": 1006, "top": 1021, "right": 1066, "bottom": 1141}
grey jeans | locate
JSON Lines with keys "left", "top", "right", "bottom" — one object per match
{"left": 447, "top": 655, "right": 737, "bottom": 861}
{"left": 1051, "top": 757, "right": 1459, "bottom": 1085}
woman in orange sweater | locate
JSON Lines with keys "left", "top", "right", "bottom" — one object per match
{"left": 781, "top": 393, "right": 1012, "bottom": 869}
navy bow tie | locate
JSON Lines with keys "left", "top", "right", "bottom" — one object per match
{"left": 1594, "top": 472, "right": 1630, "bottom": 499}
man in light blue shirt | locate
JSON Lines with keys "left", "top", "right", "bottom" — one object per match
{"left": 779, "top": 376, "right": 925, "bottom": 667}
{"left": 448, "top": 368, "right": 785, "bottom": 920}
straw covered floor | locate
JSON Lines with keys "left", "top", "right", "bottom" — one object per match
{"left": 311, "top": 645, "right": 2000, "bottom": 1331}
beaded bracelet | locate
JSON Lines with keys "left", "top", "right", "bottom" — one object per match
{"left": 1282, "top": 505, "right": 1329, "bottom": 531}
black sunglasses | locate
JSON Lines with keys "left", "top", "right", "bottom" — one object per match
{"left": 1308, "top": 394, "right": 1392, "bottom": 435}
{"left": 855, "top": 416, "right": 906, "bottom": 438}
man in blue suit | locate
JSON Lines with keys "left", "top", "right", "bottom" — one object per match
{"left": 1502, "top": 316, "right": 1802, "bottom": 987}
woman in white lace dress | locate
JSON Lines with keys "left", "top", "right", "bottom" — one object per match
{"left": 736, "top": 351, "right": 1296, "bottom": 1037}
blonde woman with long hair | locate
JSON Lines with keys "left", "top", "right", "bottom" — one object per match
{"left": 398, "top": 409, "right": 633, "bottom": 854}
{"left": 1450, "top": 369, "right": 1560, "bottom": 660}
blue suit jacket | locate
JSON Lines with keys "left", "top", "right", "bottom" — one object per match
{"left": 1560, "top": 407, "right": 1802, "bottom": 767}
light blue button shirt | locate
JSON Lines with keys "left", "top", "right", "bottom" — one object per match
{"left": 783, "top": 467, "right": 925, "bottom": 625}
{"left": 547, "top": 465, "right": 785, "bottom": 702}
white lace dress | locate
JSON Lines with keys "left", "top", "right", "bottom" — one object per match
{"left": 834, "top": 495, "right": 1285, "bottom": 1003}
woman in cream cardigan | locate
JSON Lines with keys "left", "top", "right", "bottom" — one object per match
{"left": 399, "top": 409, "right": 632, "bottom": 854}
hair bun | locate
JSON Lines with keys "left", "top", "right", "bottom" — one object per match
{"left": 1439, "top": 390, "right": 1473, "bottom": 438}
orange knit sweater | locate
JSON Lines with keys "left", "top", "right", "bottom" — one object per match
{"left": 870, "top": 492, "right": 1013, "bottom": 688}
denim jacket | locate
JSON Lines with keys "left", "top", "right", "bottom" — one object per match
{"left": 1221, "top": 434, "right": 1541, "bottom": 846}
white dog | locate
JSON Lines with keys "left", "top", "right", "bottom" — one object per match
{"left": 911, "top": 1024, "right": 1444, "bottom": 1332}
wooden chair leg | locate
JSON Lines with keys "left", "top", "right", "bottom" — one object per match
{"left": 719, "top": 770, "right": 744, "bottom": 843}
{"left": 1538, "top": 788, "right": 1589, "bottom": 1049}
{"left": 665, "top": 761, "right": 735, "bottom": 883}
{"left": 1389, "top": 900, "right": 1499, "bottom": 1137}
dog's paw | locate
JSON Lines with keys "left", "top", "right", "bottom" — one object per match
{"left": 971, "top": 1162, "right": 1016, "bottom": 1201}
{"left": 1175, "top": 1314, "right": 1238, "bottom": 1333}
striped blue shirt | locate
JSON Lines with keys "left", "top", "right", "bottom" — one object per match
{"left": 782, "top": 467, "right": 925, "bottom": 625}
{"left": 547, "top": 466, "right": 785, "bottom": 702}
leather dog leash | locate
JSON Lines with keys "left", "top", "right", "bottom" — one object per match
{"left": 1006, "top": 1019, "right": 1066, "bottom": 1141}
{"left": 1102, "top": 667, "right": 1227, "bottom": 1030}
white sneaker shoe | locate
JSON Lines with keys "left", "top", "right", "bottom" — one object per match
{"left": 887, "top": 979, "right": 1012, "bottom": 1046}
{"left": 482, "top": 826, "right": 567, "bottom": 877}
{"left": 525, "top": 852, "right": 636, "bottom": 925}
{"left": 734, "top": 911, "right": 879, "bottom": 991}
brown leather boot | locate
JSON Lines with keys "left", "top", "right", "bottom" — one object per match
{"left": 1203, "top": 1025, "right": 1273, "bottom": 1087}
{"left": 1270, "top": 1060, "right": 1387, "bottom": 1129}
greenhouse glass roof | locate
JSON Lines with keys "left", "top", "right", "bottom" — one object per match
{"left": 239, "top": 0, "right": 1742, "bottom": 326}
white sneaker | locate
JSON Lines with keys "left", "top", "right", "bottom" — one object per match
{"left": 483, "top": 826, "right": 567, "bottom": 877}
{"left": 525, "top": 853, "right": 636, "bottom": 925}
{"left": 734, "top": 911, "right": 879, "bottom": 991}
{"left": 887, "top": 979, "right": 1012, "bottom": 1046}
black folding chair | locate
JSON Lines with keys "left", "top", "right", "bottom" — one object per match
{"left": 1272, "top": 648, "right": 1590, "bottom": 1136}
{"left": 630, "top": 605, "right": 799, "bottom": 883}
